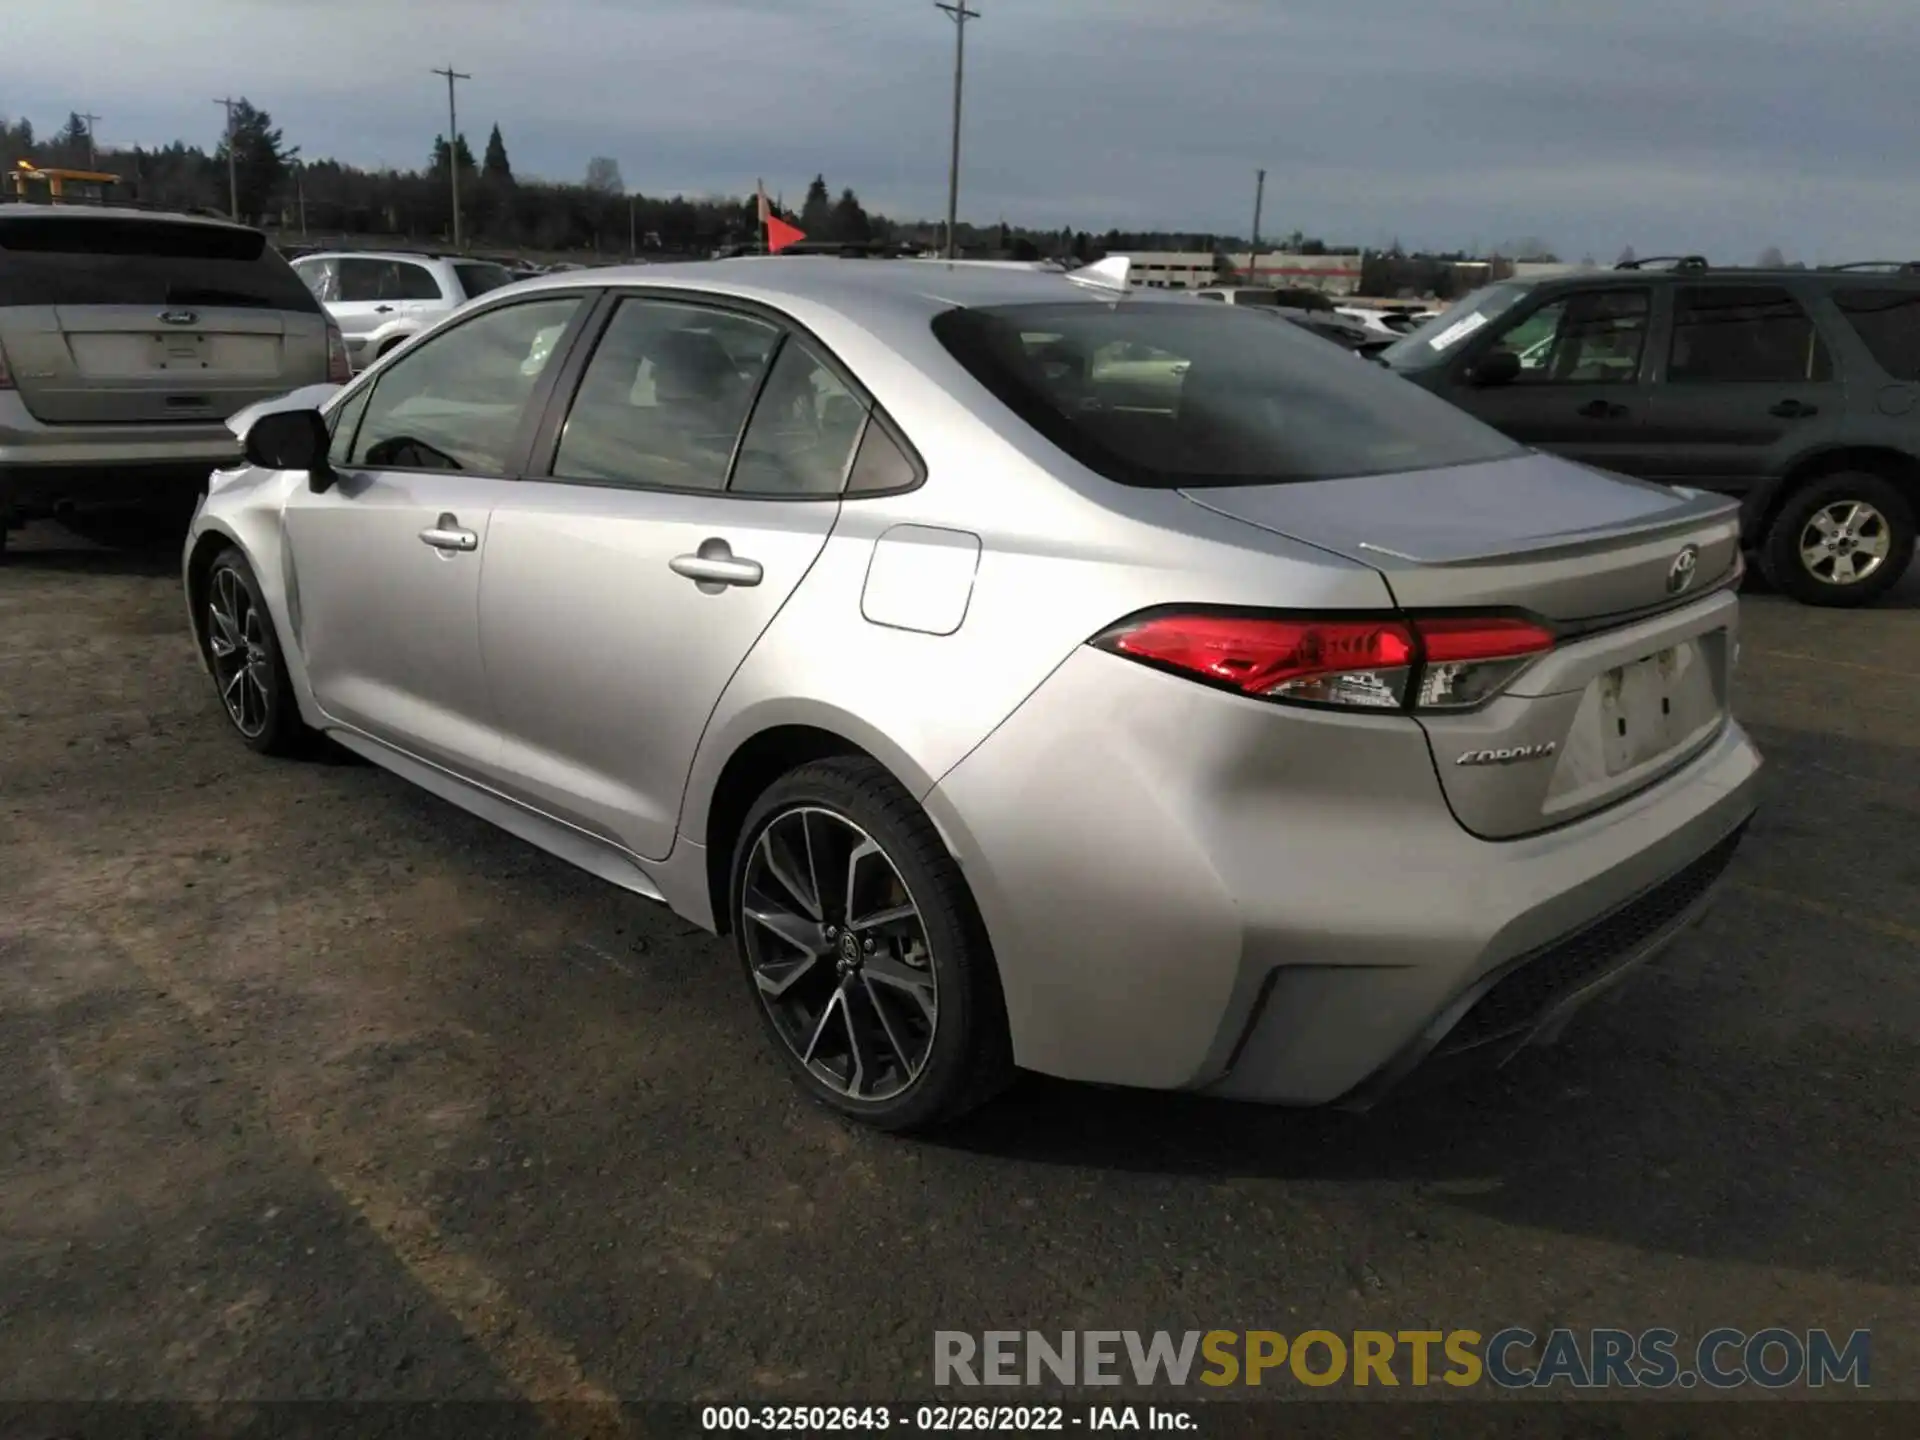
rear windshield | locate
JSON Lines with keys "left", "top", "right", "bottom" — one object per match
{"left": 454, "top": 261, "right": 516, "bottom": 299}
{"left": 931, "top": 301, "right": 1523, "bottom": 488}
{"left": 0, "top": 215, "right": 320, "bottom": 311}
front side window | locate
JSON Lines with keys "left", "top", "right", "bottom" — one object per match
{"left": 931, "top": 301, "right": 1523, "bottom": 489}
{"left": 326, "top": 384, "right": 371, "bottom": 467}
{"left": 553, "top": 298, "right": 780, "bottom": 491}
{"left": 1832, "top": 286, "right": 1920, "bottom": 381}
{"left": 1667, "top": 285, "right": 1831, "bottom": 383}
{"left": 335, "top": 258, "right": 386, "bottom": 303}
{"left": 348, "top": 296, "right": 582, "bottom": 473}
{"left": 1488, "top": 289, "right": 1649, "bottom": 384}
{"left": 730, "top": 341, "right": 868, "bottom": 497}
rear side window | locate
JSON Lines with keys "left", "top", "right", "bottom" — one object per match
{"left": 454, "top": 262, "right": 515, "bottom": 299}
{"left": 1668, "top": 285, "right": 1832, "bottom": 383}
{"left": 931, "top": 301, "right": 1522, "bottom": 488}
{"left": 1832, "top": 287, "right": 1920, "bottom": 381}
{"left": 0, "top": 215, "right": 319, "bottom": 310}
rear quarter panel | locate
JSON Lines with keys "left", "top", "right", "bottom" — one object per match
{"left": 677, "top": 303, "right": 1399, "bottom": 846}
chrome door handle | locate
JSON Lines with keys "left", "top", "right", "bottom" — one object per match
{"left": 419, "top": 514, "right": 478, "bottom": 552}
{"left": 670, "top": 544, "right": 763, "bottom": 588}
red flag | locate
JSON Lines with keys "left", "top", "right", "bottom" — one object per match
{"left": 757, "top": 179, "right": 806, "bottom": 254}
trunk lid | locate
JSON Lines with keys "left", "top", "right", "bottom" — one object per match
{"left": 0, "top": 210, "right": 328, "bottom": 425}
{"left": 1180, "top": 453, "right": 1744, "bottom": 838}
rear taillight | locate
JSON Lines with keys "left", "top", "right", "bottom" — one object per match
{"left": 1408, "top": 615, "right": 1556, "bottom": 710}
{"left": 1092, "top": 610, "right": 1555, "bottom": 713}
{"left": 0, "top": 337, "right": 13, "bottom": 390}
{"left": 1095, "top": 614, "right": 1417, "bottom": 709}
{"left": 325, "top": 321, "right": 351, "bottom": 384}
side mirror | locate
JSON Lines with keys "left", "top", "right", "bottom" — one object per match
{"left": 1468, "top": 349, "right": 1522, "bottom": 387}
{"left": 242, "top": 408, "right": 334, "bottom": 492}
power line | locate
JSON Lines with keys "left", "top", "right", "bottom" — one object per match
{"left": 212, "top": 98, "right": 238, "bottom": 219}
{"left": 431, "top": 65, "right": 472, "bottom": 250}
{"left": 935, "top": 1, "right": 979, "bottom": 259}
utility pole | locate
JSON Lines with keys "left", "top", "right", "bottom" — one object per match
{"left": 935, "top": 2, "right": 979, "bottom": 260}
{"left": 213, "top": 98, "right": 239, "bottom": 219}
{"left": 1249, "top": 168, "right": 1265, "bottom": 283}
{"left": 296, "top": 161, "right": 307, "bottom": 236}
{"left": 78, "top": 112, "right": 102, "bottom": 169}
{"left": 431, "top": 65, "right": 471, "bottom": 250}
{"left": 628, "top": 193, "right": 637, "bottom": 258}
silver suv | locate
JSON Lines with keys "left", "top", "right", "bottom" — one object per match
{"left": 290, "top": 251, "right": 516, "bottom": 371}
{"left": 0, "top": 205, "right": 345, "bottom": 545}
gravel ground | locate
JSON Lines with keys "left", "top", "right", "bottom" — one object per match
{"left": 1, "top": 516, "right": 1915, "bottom": 1426}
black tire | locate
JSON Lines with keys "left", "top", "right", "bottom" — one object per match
{"left": 728, "top": 756, "right": 1014, "bottom": 1132}
{"left": 200, "top": 546, "right": 312, "bottom": 756}
{"left": 1760, "top": 471, "right": 1915, "bottom": 608}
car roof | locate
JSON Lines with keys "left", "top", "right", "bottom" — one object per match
{"left": 1507, "top": 264, "right": 1920, "bottom": 292}
{"left": 502, "top": 256, "right": 1192, "bottom": 322}
{"left": 0, "top": 202, "right": 257, "bottom": 235}
{"left": 293, "top": 250, "right": 462, "bottom": 265}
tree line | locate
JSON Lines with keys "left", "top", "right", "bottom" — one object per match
{"left": 3, "top": 101, "right": 1377, "bottom": 263}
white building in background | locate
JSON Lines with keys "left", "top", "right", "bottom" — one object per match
{"left": 1113, "top": 251, "right": 1364, "bottom": 295}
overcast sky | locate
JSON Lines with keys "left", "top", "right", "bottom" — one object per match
{"left": 5, "top": 0, "right": 1916, "bottom": 260}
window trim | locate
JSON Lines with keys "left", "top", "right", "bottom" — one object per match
{"left": 524, "top": 285, "right": 926, "bottom": 502}
{"left": 335, "top": 289, "right": 601, "bottom": 479}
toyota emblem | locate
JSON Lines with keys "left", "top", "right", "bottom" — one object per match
{"left": 1667, "top": 545, "right": 1700, "bottom": 595}
{"left": 159, "top": 309, "right": 199, "bottom": 326}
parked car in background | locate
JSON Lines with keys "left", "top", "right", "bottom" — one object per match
{"left": 185, "top": 258, "right": 1758, "bottom": 1131}
{"left": 0, "top": 204, "right": 346, "bottom": 550}
{"left": 289, "top": 251, "right": 517, "bottom": 371}
{"left": 1382, "top": 258, "right": 1920, "bottom": 606}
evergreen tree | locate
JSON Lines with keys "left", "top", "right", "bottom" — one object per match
{"left": 482, "top": 124, "right": 513, "bottom": 184}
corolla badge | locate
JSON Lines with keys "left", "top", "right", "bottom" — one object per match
{"left": 159, "top": 309, "right": 198, "bottom": 326}
{"left": 1667, "top": 544, "right": 1700, "bottom": 595}
{"left": 1456, "top": 742, "right": 1558, "bottom": 767}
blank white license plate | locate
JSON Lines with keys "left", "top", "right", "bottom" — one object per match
{"left": 1598, "top": 644, "right": 1694, "bottom": 775}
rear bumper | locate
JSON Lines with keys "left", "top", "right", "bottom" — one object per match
{"left": 924, "top": 645, "right": 1762, "bottom": 1105}
{"left": 0, "top": 394, "right": 235, "bottom": 512}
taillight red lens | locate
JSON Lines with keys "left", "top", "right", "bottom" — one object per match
{"left": 1409, "top": 615, "right": 1554, "bottom": 710}
{"left": 325, "top": 322, "right": 352, "bottom": 384}
{"left": 1094, "top": 611, "right": 1557, "bottom": 712}
{"left": 1096, "top": 614, "right": 1418, "bottom": 709}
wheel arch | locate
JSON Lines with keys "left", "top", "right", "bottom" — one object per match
{"left": 688, "top": 706, "right": 946, "bottom": 939}
{"left": 1750, "top": 445, "right": 1920, "bottom": 540}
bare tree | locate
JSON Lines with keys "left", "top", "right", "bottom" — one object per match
{"left": 583, "top": 156, "right": 624, "bottom": 195}
{"left": 1756, "top": 246, "right": 1787, "bottom": 268}
{"left": 1615, "top": 245, "right": 1637, "bottom": 266}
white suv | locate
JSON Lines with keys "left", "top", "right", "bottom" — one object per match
{"left": 290, "top": 251, "right": 516, "bottom": 371}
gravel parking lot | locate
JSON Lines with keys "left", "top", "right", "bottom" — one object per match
{"left": 2, "top": 517, "right": 1916, "bottom": 1415}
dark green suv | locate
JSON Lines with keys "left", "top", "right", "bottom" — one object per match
{"left": 1381, "top": 257, "right": 1920, "bottom": 606}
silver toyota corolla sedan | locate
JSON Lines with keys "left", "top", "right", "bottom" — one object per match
{"left": 183, "top": 257, "right": 1762, "bottom": 1132}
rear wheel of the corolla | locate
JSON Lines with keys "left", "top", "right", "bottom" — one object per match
{"left": 1761, "top": 471, "right": 1914, "bottom": 607}
{"left": 729, "top": 757, "right": 1014, "bottom": 1132}
{"left": 201, "top": 547, "right": 309, "bottom": 756}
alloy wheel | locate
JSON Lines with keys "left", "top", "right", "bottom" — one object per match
{"left": 206, "top": 567, "right": 273, "bottom": 738}
{"left": 740, "top": 806, "right": 938, "bottom": 1102}
{"left": 1799, "top": 500, "right": 1892, "bottom": 586}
